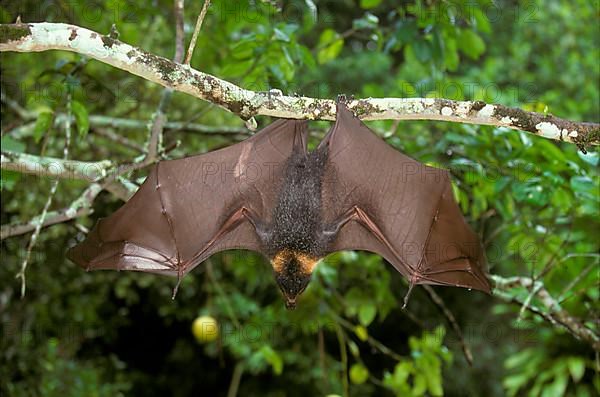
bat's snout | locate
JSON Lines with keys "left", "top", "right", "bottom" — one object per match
{"left": 284, "top": 297, "right": 297, "bottom": 310}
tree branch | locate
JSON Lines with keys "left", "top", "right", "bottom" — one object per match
{"left": 491, "top": 275, "right": 600, "bottom": 351}
{"left": 422, "top": 285, "right": 473, "bottom": 366}
{"left": 1, "top": 22, "right": 597, "bottom": 146}
{"left": 185, "top": 0, "right": 211, "bottom": 65}
{"left": 4, "top": 113, "right": 249, "bottom": 140}
{"left": 1, "top": 183, "right": 102, "bottom": 240}
{"left": 1, "top": 150, "right": 112, "bottom": 180}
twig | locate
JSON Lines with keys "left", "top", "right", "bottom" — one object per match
{"left": 0, "top": 89, "right": 32, "bottom": 119}
{"left": 2, "top": 23, "right": 597, "bottom": 146}
{"left": 334, "top": 322, "right": 349, "bottom": 397}
{"left": 145, "top": 0, "right": 186, "bottom": 161}
{"left": 226, "top": 362, "right": 244, "bottom": 397}
{"left": 491, "top": 275, "right": 600, "bottom": 351}
{"left": 1, "top": 183, "right": 102, "bottom": 240}
{"left": 517, "top": 281, "right": 543, "bottom": 321}
{"left": 4, "top": 114, "right": 248, "bottom": 139}
{"left": 331, "top": 311, "right": 404, "bottom": 362}
{"left": 206, "top": 260, "right": 241, "bottom": 329}
{"left": 146, "top": 95, "right": 169, "bottom": 160}
{"left": 318, "top": 327, "right": 329, "bottom": 387}
{"left": 1, "top": 151, "right": 112, "bottom": 180}
{"left": 184, "top": 0, "right": 211, "bottom": 65}
{"left": 517, "top": 229, "right": 573, "bottom": 320}
{"left": 91, "top": 127, "right": 144, "bottom": 152}
{"left": 422, "top": 285, "right": 473, "bottom": 366}
{"left": 16, "top": 95, "right": 72, "bottom": 296}
{"left": 174, "top": 0, "right": 185, "bottom": 63}
{"left": 557, "top": 259, "right": 599, "bottom": 303}
{"left": 536, "top": 230, "right": 573, "bottom": 280}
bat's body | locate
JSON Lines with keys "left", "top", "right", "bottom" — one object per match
{"left": 68, "top": 101, "right": 491, "bottom": 308}
{"left": 262, "top": 147, "right": 331, "bottom": 308}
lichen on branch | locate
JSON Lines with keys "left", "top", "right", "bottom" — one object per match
{"left": 1, "top": 22, "right": 597, "bottom": 146}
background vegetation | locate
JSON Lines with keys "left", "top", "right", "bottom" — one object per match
{"left": 1, "top": 0, "right": 598, "bottom": 396}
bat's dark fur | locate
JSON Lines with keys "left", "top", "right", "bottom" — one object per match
{"left": 260, "top": 146, "right": 332, "bottom": 308}
{"left": 268, "top": 147, "right": 330, "bottom": 256}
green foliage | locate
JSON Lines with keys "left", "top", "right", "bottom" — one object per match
{"left": 503, "top": 348, "right": 599, "bottom": 397}
{"left": 71, "top": 100, "right": 89, "bottom": 137}
{"left": 0, "top": 0, "right": 598, "bottom": 396}
{"left": 0, "top": 135, "right": 24, "bottom": 190}
{"left": 6, "top": 338, "right": 130, "bottom": 397}
{"left": 383, "top": 327, "right": 452, "bottom": 396}
{"left": 33, "top": 110, "right": 54, "bottom": 143}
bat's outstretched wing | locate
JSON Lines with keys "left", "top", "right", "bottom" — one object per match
{"left": 68, "top": 119, "right": 308, "bottom": 280}
{"left": 321, "top": 102, "right": 491, "bottom": 294}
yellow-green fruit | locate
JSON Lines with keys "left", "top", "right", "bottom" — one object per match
{"left": 191, "top": 315, "right": 219, "bottom": 343}
{"left": 349, "top": 363, "right": 369, "bottom": 385}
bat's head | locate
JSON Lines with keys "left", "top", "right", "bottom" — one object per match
{"left": 271, "top": 249, "right": 319, "bottom": 310}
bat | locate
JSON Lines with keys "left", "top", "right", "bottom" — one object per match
{"left": 68, "top": 99, "right": 491, "bottom": 309}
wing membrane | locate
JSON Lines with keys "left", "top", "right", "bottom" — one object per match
{"left": 322, "top": 103, "right": 490, "bottom": 293}
{"left": 68, "top": 119, "right": 308, "bottom": 277}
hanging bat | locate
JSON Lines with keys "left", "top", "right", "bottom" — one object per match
{"left": 68, "top": 100, "right": 491, "bottom": 309}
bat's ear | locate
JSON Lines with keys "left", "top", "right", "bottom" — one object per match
{"left": 336, "top": 94, "right": 348, "bottom": 104}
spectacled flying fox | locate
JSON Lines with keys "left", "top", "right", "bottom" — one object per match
{"left": 68, "top": 100, "right": 491, "bottom": 309}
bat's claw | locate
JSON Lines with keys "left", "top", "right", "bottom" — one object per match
{"left": 402, "top": 282, "right": 416, "bottom": 309}
{"left": 171, "top": 278, "right": 182, "bottom": 300}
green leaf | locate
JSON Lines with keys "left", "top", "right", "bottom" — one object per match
{"left": 578, "top": 151, "right": 599, "bottom": 166}
{"left": 413, "top": 372, "right": 428, "bottom": 395}
{"left": 353, "top": 13, "right": 379, "bottom": 30}
{"left": 260, "top": 345, "right": 283, "bottom": 375}
{"left": 567, "top": 357, "right": 586, "bottom": 382}
{"left": 348, "top": 340, "right": 360, "bottom": 357}
{"left": 354, "top": 325, "right": 369, "bottom": 342}
{"left": 71, "top": 100, "right": 89, "bottom": 137}
{"left": 1, "top": 136, "right": 26, "bottom": 152}
{"left": 349, "top": 363, "right": 369, "bottom": 385}
{"left": 0, "top": 136, "right": 25, "bottom": 191}
{"left": 359, "top": 0, "right": 382, "bottom": 9}
{"left": 444, "top": 37, "right": 459, "bottom": 71}
{"left": 358, "top": 303, "right": 377, "bottom": 326}
{"left": 425, "top": 364, "right": 443, "bottom": 396}
{"left": 503, "top": 373, "right": 531, "bottom": 396}
{"left": 393, "top": 361, "right": 412, "bottom": 383}
{"left": 471, "top": 7, "right": 491, "bottom": 33}
{"left": 0, "top": 169, "right": 20, "bottom": 191}
{"left": 541, "top": 373, "right": 568, "bottom": 397}
{"left": 230, "top": 38, "right": 256, "bottom": 60}
{"left": 505, "top": 349, "right": 535, "bottom": 370}
{"left": 317, "top": 29, "right": 344, "bottom": 64}
{"left": 273, "top": 27, "right": 290, "bottom": 42}
{"left": 457, "top": 29, "right": 486, "bottom": 59}
{"left": 33, "top": 111, "right": 54, "bottom": 143}
{"left": 221, "top": 59, "right": 254, "bottom": 77}
{"left": 411, "top": 40, "right": 432, "bottom": 63}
